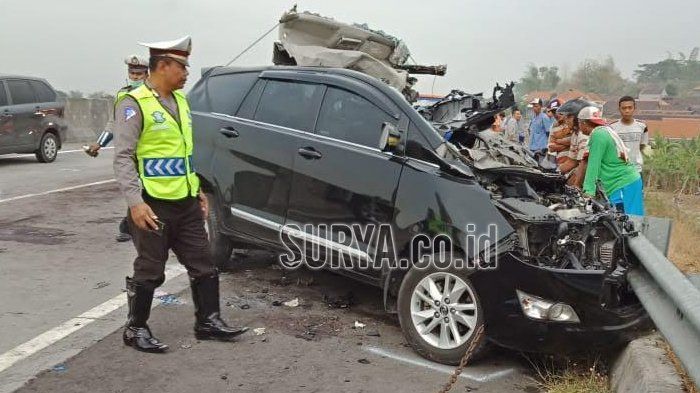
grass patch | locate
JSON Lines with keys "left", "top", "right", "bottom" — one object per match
{"left": 644, "top": 191, "right": 700, "bottom": 273}
{"left": 664, "top": 343, "right": 699, "bottom": 393}
{"left": 527, "top": 356, "right": 610, "bottom": 393}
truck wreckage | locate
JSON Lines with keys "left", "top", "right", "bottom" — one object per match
{"left": 273, "top": 9, "right": 446, "bottom": 101}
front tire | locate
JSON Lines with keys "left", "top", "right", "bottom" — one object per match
{"left": 397, "top": 265, "right": 486, "bottom": 365}
{"left": 35, "top": 132, "right": 58, "bottom": 163}
{"left": 204, "top": 192, "right": 234, "bottom": 268}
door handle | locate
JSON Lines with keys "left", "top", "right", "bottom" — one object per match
{"left": 219, "top": 127, "right": 239, "bottom": 138}
{"left": 298, "top": 147, "right": 322, "bottom": 160}
{"left": 33, "top": 111, "right": 46, "bottom": 118}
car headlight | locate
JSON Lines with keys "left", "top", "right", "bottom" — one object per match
{"left": 516, "top": 290, "right": 580, "bottom": 323}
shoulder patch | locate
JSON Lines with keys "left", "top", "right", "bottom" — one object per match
{"left": 124, "top": 106, "right": 137, "bottom": 121}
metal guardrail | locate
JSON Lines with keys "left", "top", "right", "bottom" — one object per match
{"left": 627, "top": 217, "right": 700, "bottom": 386}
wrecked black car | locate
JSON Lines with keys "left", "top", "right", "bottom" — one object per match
{"left": 189, "top": 9, "right": 651, "bottom": 365}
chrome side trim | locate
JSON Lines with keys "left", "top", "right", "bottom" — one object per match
{"left": 283, "top": 225, "right": 371, "bottom": 261}
{"left": 229, "top": 207, "right": 282, "bottom": 231}
{"left": 229, "top": 207, "right": 370, "bottom": 261}
{"left": 211, "top": 112, "right": 383, "bottom": 154}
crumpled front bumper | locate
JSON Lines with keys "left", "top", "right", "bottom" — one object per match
{"left": 471, "top": 253, "right": 653, "bottom": 353}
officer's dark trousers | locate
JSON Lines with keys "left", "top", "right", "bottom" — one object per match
{"left": 127, "top": 195, "right": 216, "bottom": 289}
{"left": 118, "top": 216, "right": 130, "bottom": 235}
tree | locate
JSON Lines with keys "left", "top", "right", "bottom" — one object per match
{"left": 68, "top": 90, "right": 84, "bottom": 99}
{"left": 665, "top": 83, "right": 679, "bottom": 97}
{"left": 88, "top": 91, "right": 114, "bottom": 101}
{"left": 516, "top": 64, "right": 561, "bottom": 96}
{"left": 567, "top": 57, "right": 631, "bottom": 95}
{"left": 633, "top": 48, "right": 700, "bottom": 96}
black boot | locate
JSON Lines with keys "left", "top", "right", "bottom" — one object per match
{"left": 123, "top": 277, "right": 169, "bottom": 353}
{"left": 190, "top": 275, "right": 248, "bottom": 341}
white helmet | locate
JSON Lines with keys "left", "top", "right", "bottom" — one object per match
{"left": 124, "top": 55, "right": 148, "bottom": 70}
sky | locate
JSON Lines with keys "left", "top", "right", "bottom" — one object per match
{"left": 1, "top": 0, "right": 699, "bottom": 96}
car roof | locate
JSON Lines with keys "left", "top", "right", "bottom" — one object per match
{"left": 199, "top": 65, "right": 445, "bottom": 149}
{"left": 204, "top": 65, "right": 402, "bottom": 101}
{"left": 0, "top": 74, "right": 52, "bottom": 83}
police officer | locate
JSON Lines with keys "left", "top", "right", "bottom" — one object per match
{"left": 86, "top": 55, "right": 149, "bottom": 158}
{"left": 86, "top": 55, "right": 149, "bottom": 243}
{"left": 113, "top": 36, "right": 248, "bottom": 353}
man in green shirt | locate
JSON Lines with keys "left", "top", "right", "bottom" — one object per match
{"left": 578, "top": 106, "right": 644, "bottom": 216}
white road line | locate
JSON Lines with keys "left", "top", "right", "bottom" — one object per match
{"left": 59, "top": 146, "right": 115, "bottom": 154}
{"left": 7, "top": 146, "right": 115, "bottom": 158}
{"left": 0, "top": 265, "right": 187, "bottom": 374}
{"left": 363, "top": 346, "right": 515, "bottom": 383}
{"left": 0, "top": 179, "right": 116, "bottom": 204}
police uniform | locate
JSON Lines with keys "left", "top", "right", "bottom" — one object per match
{"left": 95, "top": 55, "right": 149, "bottom": 151}
{"left": 113, "top": 36, "right": 247, "bottom": 353}
{"left": 91, "top": 55, "right": 149, "bottom": 242}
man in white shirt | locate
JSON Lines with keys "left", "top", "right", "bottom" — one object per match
{"left": 609, "top": 96, "right": 649, "bottom": 174}
{"left": 503, "top": 108, "right": 526, "bottom": 143}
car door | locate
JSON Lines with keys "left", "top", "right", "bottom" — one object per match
{"left": 27, "top": 80, "right": 59, "bottom": 146}
{"left": 0, "top": 81, "right": 13, "bottom": 153}
{"left": 210, "top": 75, "right": 324, "bottom": 244}
{"left": 285, "top": 82, "right": 405, "bottom": 281}
{"left": 5, "top": 79, "right": 39, "bottom": 148}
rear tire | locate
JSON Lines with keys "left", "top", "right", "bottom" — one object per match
{"left": 35, "top": 133, "right": 58, "bottom": 163}
{"left": 204, "top": 192, "right": 234, "bottom": 268}
{"left": 397, "top": 262, "right": 487, "bottom": 365}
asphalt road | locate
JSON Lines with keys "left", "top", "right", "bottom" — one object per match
{"left": 0, "top": 145, "right": 537, "bottom": 393}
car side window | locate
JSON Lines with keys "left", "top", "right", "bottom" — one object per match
{"left": 236, "top": 79, "right": 266, "bottom": 120}
{"left": 206, "top": 72, "right": 258, "bottom": 115}
{"left": 28, "top": 81, "right": 56, "bottom": 103}
{"left": 316, "top": 87, "right": 396, "bottom": 148}
{"left": 6, "top": 80, "right": 36, "bottom": 105}
{"left": 253, "top": 80, "right": 323, "bottom": 132}
{"left": 0, "top": 82, "right": 7, "bottom": 107}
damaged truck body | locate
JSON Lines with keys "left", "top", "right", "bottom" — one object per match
{"left": 190, "top": 9, "right": 652, "bottom": 365}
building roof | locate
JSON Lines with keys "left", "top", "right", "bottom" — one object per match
{"left": 556, "top": 89, "right": 604, "bottom": 103}
{"left": 645, "top": 118, "right": 700, "bottom": 139}
{"left": 524, "top": 89, "right": 605, "bottom": 105}
{"left": 523, "top": 91, "right": 556, "bottom": 102}
{"left": 639, "top": 84, "right": 666, "bottom": 95}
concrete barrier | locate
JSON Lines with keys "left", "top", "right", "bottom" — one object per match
{"left": 61, "top": 98, "right": 113, "bottom": 143}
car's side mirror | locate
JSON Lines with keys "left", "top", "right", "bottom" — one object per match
{"left": 379, "top": 122, "right": 401, "bottom": 151}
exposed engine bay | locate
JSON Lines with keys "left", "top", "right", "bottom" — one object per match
{"left": 424, "top": 83, "right": 636, "bottom": 272}
{"left": 485, "top": 172, "right": 633, "bottom": 272}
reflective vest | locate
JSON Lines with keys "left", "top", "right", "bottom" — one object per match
{"left": 116, "top": 87, "right": 130, "bottom": 102}
{"left": 127, "top": 84, "right": 199, "bottom": 200}
{"left": 113, "top": 86, "right": 132, "bottom": 115}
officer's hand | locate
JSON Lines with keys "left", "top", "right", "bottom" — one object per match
{"left": 86, "top": 144, "right": 101, "bottom": 157}
{"left": 130, "top": 203, "right": 159, "bottom": 231}
{"left": 198, "top": 192, "right": 209, "bottom": 220}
